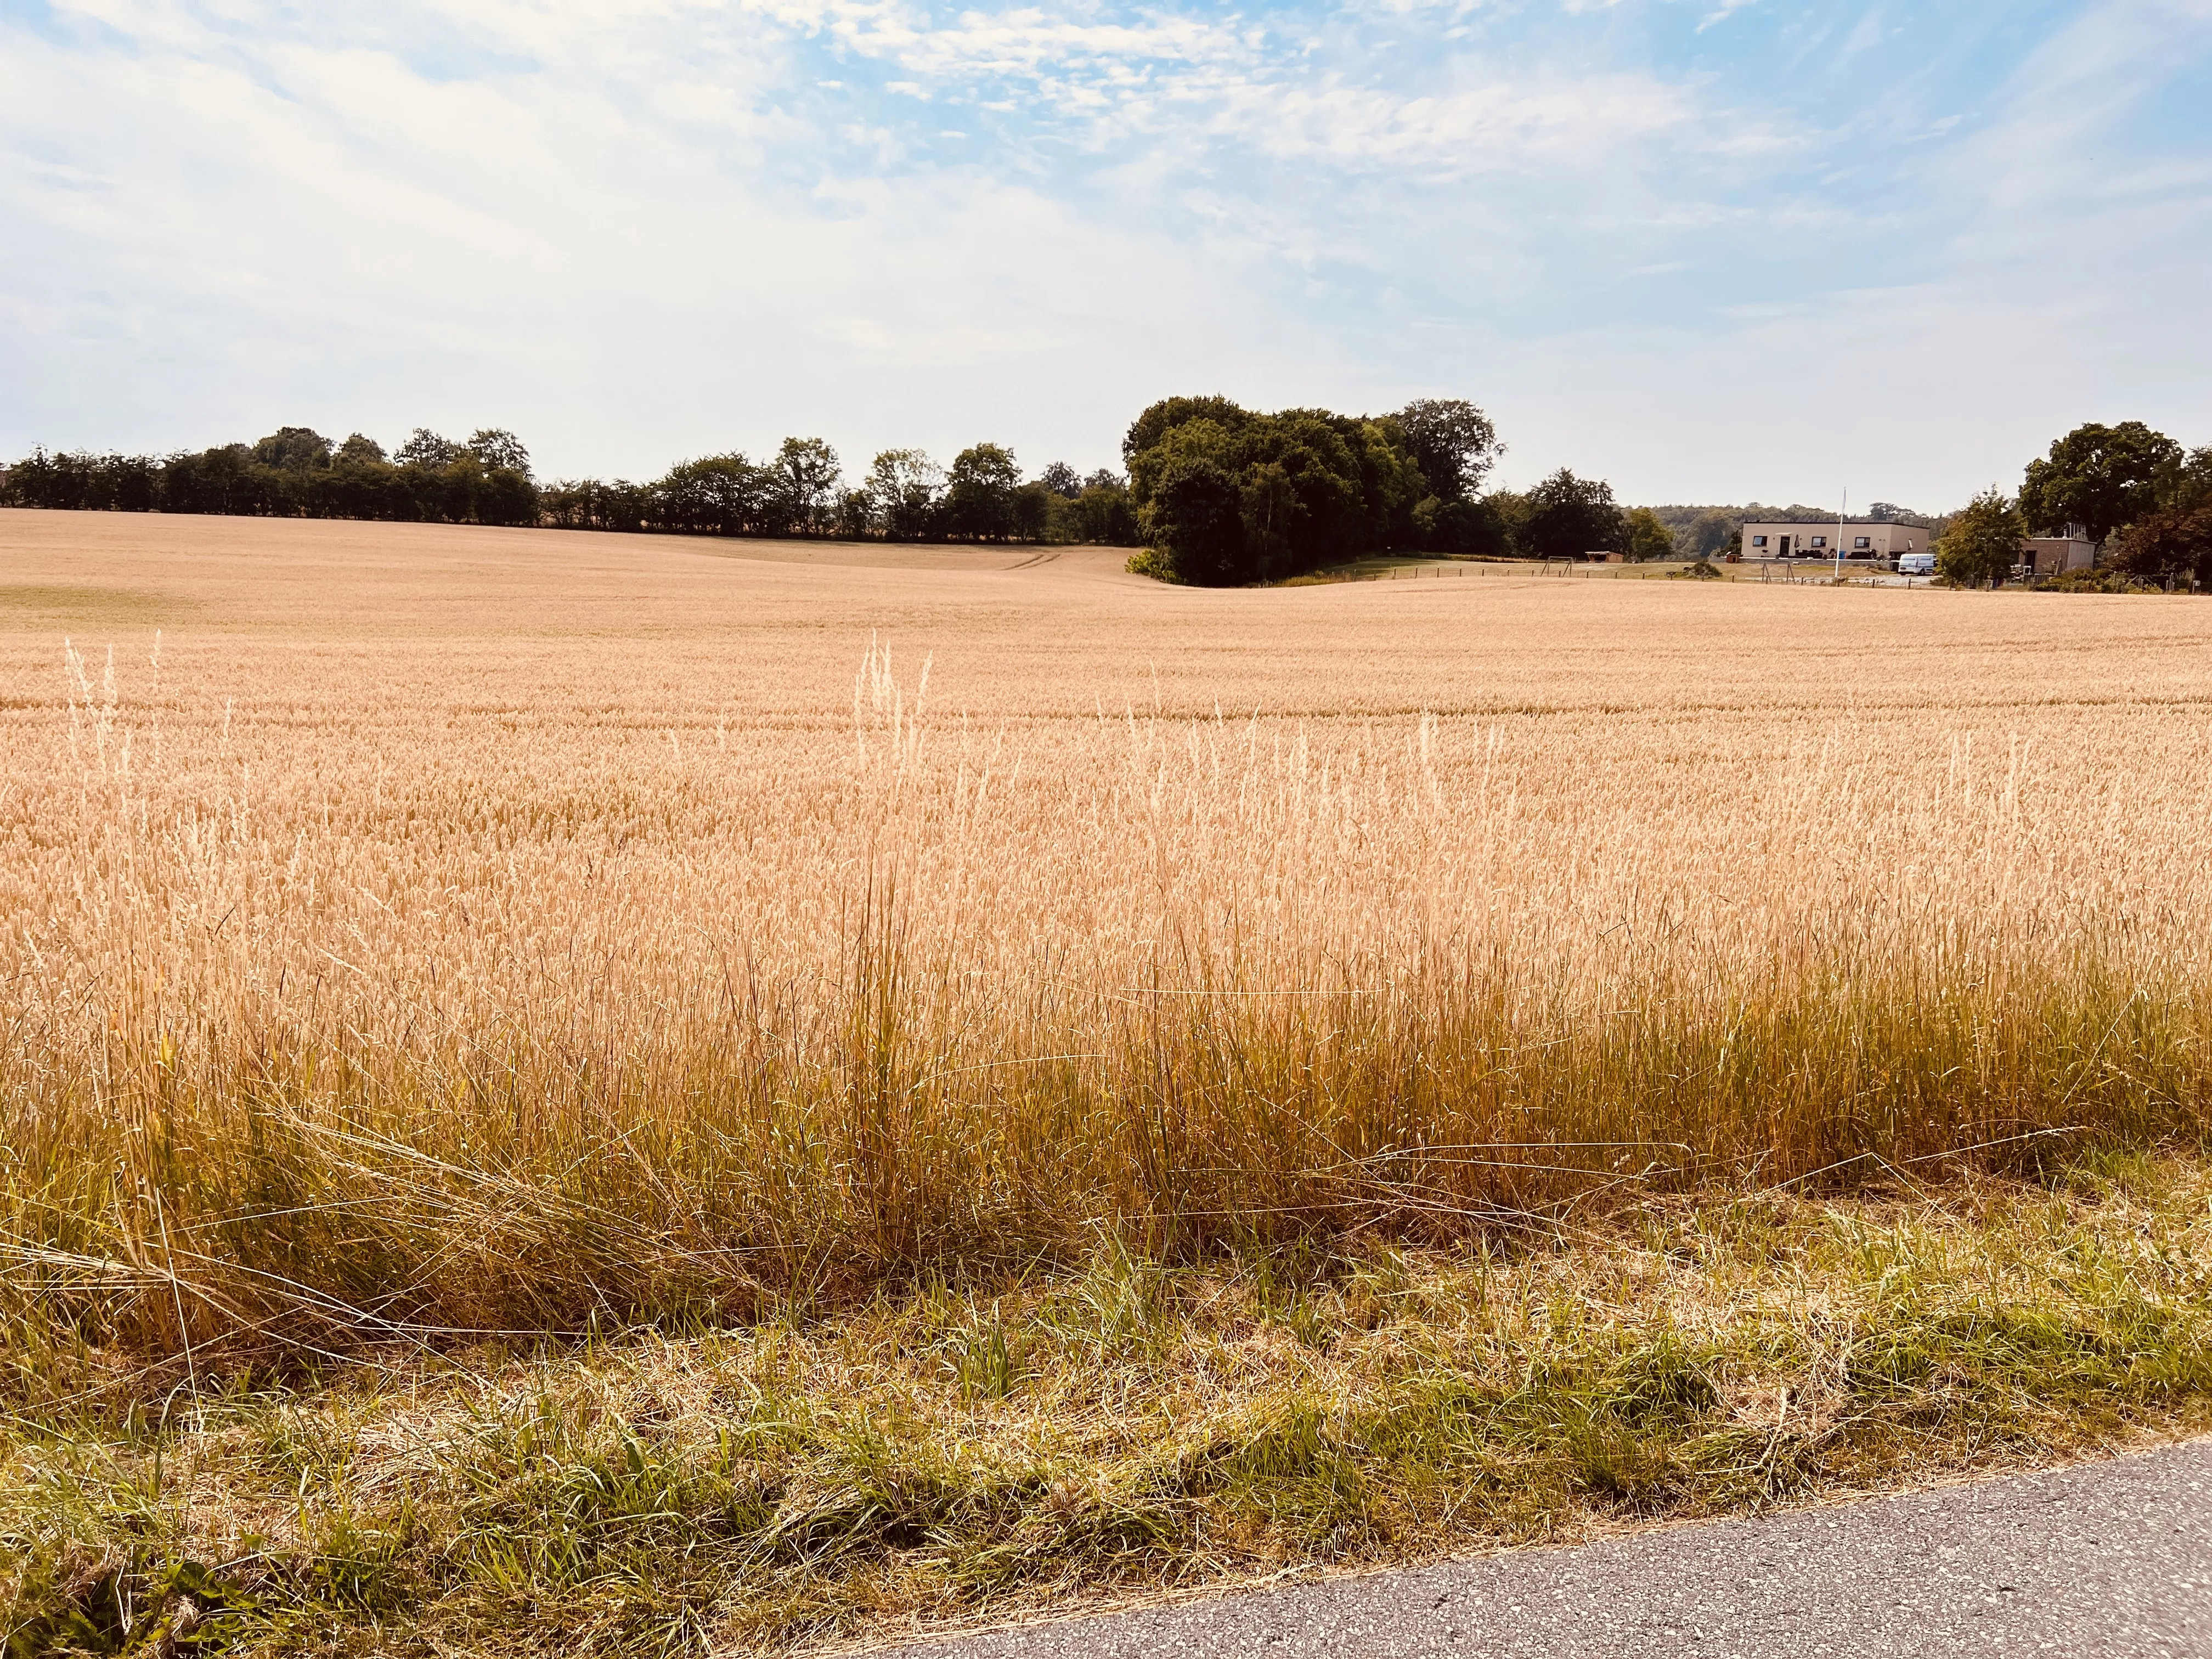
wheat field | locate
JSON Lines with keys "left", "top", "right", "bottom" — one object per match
{"left": 5, "top": 506, "right": 2212, "bottom": 1381}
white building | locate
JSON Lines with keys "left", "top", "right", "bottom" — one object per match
{"left": 1740, "top": 520, "right": 1931, "bottom": 562}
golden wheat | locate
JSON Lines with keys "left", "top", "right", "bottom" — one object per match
{"left": 4, "top": 509, "right": 2210, "bottom": 1375}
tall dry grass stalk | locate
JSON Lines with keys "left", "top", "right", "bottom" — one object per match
{"left": 3, "top": 517, "right": 2209, "bottom": 1383}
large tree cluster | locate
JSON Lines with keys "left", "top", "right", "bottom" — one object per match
{"left": 1124, "top": 394, "right": 1515, "bottom": 584}
{"left": 1122, "top": 394, "right": 1657, "bottom": 584}
{"left": 1123, "top": 397, "right": 1427, "bottom": 584}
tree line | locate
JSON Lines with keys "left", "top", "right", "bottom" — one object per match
{"left": 0, "top": 427, "right": 542, "bottom": 526}
{"left": 542, "top": 441, "right": 1137, "bottom": 545}
{"left": 4, "top": 398, "right": 1688, "bottom": 580}
{"left": 30, "top": 407, "right": 2198, "bottom": 587}
{"left": 0, "top": 427, "right": 1141, "bottom": 546}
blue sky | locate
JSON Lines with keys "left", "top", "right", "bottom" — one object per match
{"left": 3, "top": 0, "right": 2209, "bottom": 506}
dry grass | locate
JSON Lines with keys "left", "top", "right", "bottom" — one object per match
{"left": 7, "top": 1153, "right": 2210, "bottom": 1654}
{"left": 4, "top": 507, "right": 2212, "bottom": 1376}
{"left": 5, "top": 507, "right": 2212, "bottom": 1650}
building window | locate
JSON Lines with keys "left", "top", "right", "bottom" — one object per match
{"left": 1853, "top": 537, "right": 1871, "bottom": 550}
{"left": 1810, "top": 536, "right": 1827, "bottom": 548}
{"left": 1751, "top": 535, "right": 1768, "bottom": 547}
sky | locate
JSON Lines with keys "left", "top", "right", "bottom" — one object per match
{"left": 3, "top": 0, "right": 2209, "bottom": 507}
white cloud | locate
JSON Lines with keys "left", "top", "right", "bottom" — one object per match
{"left": 2, "top": 3, "right": 1312, "bottom": 474}
{"left": 1, "top": 0, "right": 2208, "bottom": 503}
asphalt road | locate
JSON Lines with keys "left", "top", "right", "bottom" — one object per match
{"left": 889, "top": 1440, "right": 2212, "bottom": 1658}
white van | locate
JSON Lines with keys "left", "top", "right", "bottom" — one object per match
{"left": 1897, "top": 552, "right": 1936, "bottom": 577}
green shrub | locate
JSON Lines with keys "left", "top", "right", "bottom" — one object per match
{"left": 2036, "top": 568, "right": 2159, "bottom": 594}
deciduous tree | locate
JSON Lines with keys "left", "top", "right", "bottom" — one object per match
{"left": 770, "top": 437, "right": 842, "bottom": 534}
{"left": 1935, "top": 488, "right": 2024, "bottom": 586}
{"left": 1052, "top": 479, "right": 1137, "bottom": 546}
{"left": 1412, "top": 495, "right": 1509, "bottom": 558}
{"left": 1392, "top": 398, "right": 1501, "bottom": 501}
{"left": 467, "top": 429, "right": 532, "bottom": 476}
{"left": 658, "top": 455, "right": 765, "bottom": 534}
{"left": 1139, "top": 448, "right": 1245, "bottom": 584}
{"left": 2110, "top": 503, "right": 2212, "bottom": 586}
{"left": 2019, "top": 421, "right": 2179, "bottom": 546}
{"left": 252, "top": 427, "right": 333, "bottom": 471}
{"left": 2109, "top": 448, "right": 2212, "bottom": 585}
{"left": 396, "top": 429, "right": 461, "bottom": 469}
{"left": 1516, "top": 469, "right": 1625, "bottom": 561}
{"left": 1012, "top": 482, "right": 1053, "bottom": 542}
{"left": 866, "top": 449, "right": 945, "bottom": 541}
{"left": 1625, "top": 506, "right": 1674, "bottom": 563}
{"left": 945, "top": 443, "right": 1022, "bottom": 541}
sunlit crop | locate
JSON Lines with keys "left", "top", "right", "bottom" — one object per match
{"left": 5, "top": 510, "right": 2210, "bottom": 1385}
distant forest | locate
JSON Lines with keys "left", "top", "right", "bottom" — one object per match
{"left": 2, "top": 405, "right": 1912, "bottom": 583}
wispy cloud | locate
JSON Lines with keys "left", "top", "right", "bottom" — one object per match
{"left": 1697, "top": 0, "right": 1762, "bottom": 33}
